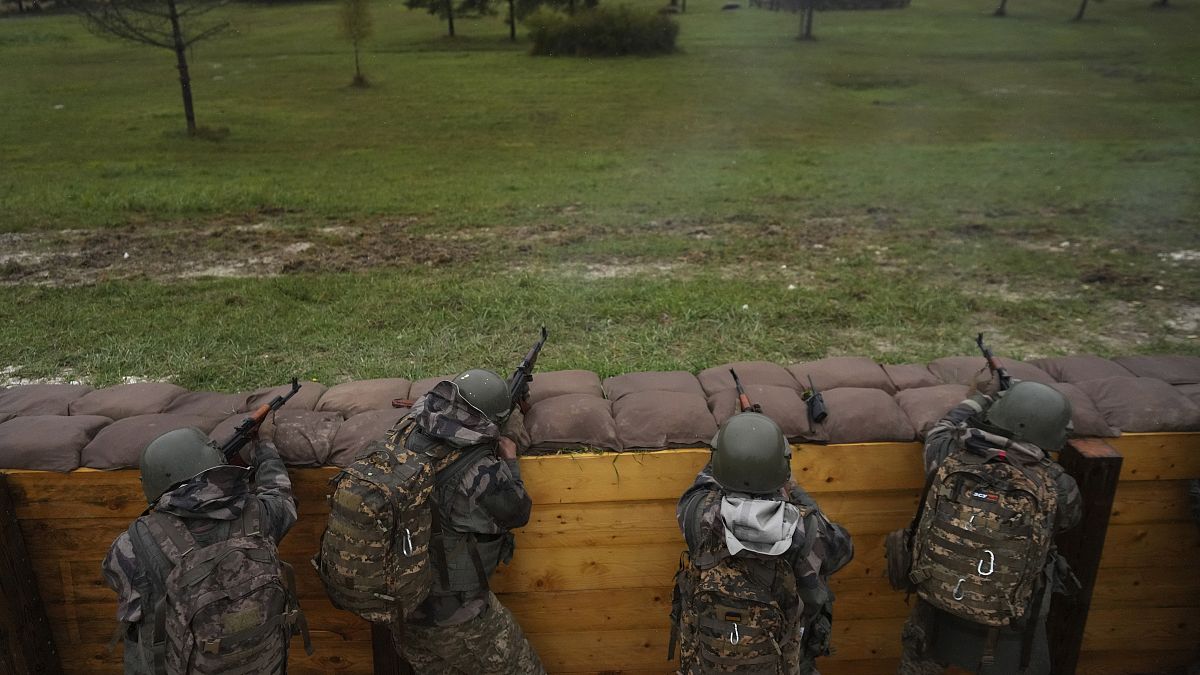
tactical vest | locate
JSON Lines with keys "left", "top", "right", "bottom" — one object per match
{"left": 428, "top": 442, "right": 514, "bottom": 596}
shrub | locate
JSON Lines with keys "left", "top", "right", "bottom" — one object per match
{"left": 526, "top": 5, "right": 679, "bottom": 57}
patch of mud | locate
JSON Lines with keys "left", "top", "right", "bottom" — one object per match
{"left": 0, "top": 220, "right": 481, "bottom": 286}
{"left": 1160, "top": 250, "right": 1200, "bottom": 263}
{"left": 0, "top": 366, "right": 86, "bottom": 386}
{"left": 1165, "top": 305, "right": 1200, "bottom": 334}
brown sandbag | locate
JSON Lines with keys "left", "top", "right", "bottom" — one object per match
{"left": 408, "top": 376, "right": 455, "bottom": 403}
{"left": 788, "top": 357, "right": 896, "bottom": 394}
{"left": 1047, "top": 383, "right": 1119, "bottom": 438}
{"left": 927, "top": 356, "right": 1057, "bottom": 387}
{"left": 882, "top": 364, "right": 943, "bottom": 390}
{"left": 1112, "top": 355, "right": 1200, "bottom": 385}
{"left": 698, "top": 362, "right": 799, "bottom": 397}
{"left": 528, "top": 370, "right": 604, "bottom": 405}
{"left": 211, "top": 410, "right": 344, "bottom": 467}
{"left": 163, "top": 391, "right": 245, "bottom": 418}
{"left": 1030, "top": 355, "right": 1133, "bottom": 384}
{"left": 894, "top": 384, "right": 972, "bottom": 439}
{"left": 813, "top": 388, "right": 915, "bottom": 443}
{"left": 525, "top": 394, "right": 621, "bottom": 453}
{"left": 708, "top": 385, "right": 813, "bottom": 442}
{"left": 1074, "top": 376, "right": 1200, "bottom": 433}
{"left": 0, "top": 384, "right": 93, "bottom": 416}
{"left": 0, "top": 415, "right": 112, "bottom": 472}
{"left": 68, "top": 382, "right": 189, "bottom": 420}
{"left": 81, "top": 414, "right": 222, "bottom": 469}
{"left": 612, "top": 391, "right": 718, "bottom": 450}
{"left": 330, "top": 409, "right": 410, "bottom": 467}
{"left": 316, "top": 378, "right": 412, "bottom": 416}
{"left": 238, "top": 380, "right": 327, "bottom": 413}
{"left": 603, "top": 371, "right": 704, "bottom": 402}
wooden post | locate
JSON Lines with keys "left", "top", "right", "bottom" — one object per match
{"left": 0, "top": 474, "right": 63, "bottom": 675}
{"left": 1047, "top": 438, "right": 1123, "bottom": 675}
{"left": 371, "top": 623, "right": 414, "bottom": 675}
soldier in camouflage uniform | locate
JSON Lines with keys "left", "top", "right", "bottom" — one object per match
{"left": 673, "top": 411, "right": 854, "bottom": 675}
{"left": 391, "top": 370, "right": 546, "bottom": 675}
{"left": 898, "top": 381, "right": 1083, "bottom": 675}
{"left": 102, "top": 427, "right": 298, "bottom": 674}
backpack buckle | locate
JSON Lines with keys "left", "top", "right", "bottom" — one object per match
{"left": 978, "top": 549, "right": 995, "bottom": 576}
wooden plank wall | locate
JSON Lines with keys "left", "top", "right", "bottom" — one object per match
{"left": 3, "top": 433, "right": 1198, "bottom": 674}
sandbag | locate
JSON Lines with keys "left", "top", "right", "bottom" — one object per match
{"left": 927, "top": 356, "right": 1057, "bottom": 387}
{"left": 68, "top": 382, "right": 188, "bottom": 420}
{"left": 330, "top": 409, "right": 410, "bottom": 467}
{"left": 528, "top": 370, "right": 604, "bottom": 405}
{"left": 788, "top": 357, "right": 895, "bottom": 394}
{"left": 211, "top": 410, "right": 344, "bottom": 467}
{"left": 1074, "top": 377, "right": 1200, "bottom": 433}
{"left": 1047, "top": 383, "right": 1119, "bottom": 438}
{"left": 1030, "top": 355, "right": 1133, "bottom": 384}
{"left": 526, "top": 394, "right": 621, "bottom": 453}
{"left": 707, "top": 385, "right": 812, "bottom": 442}
{"left": 316, "top": 378, "right": 412, "bottom": 416}
{"left": 882, "top": 364, "right": 942, "bottom": 390}
{"left": 81, "top": 414, "right": 222, "bottom": 469}
{"left": 698, "top": 361, "right": 799, "bottom": 397}
{"left": 408, "top": 376, "right": 454, "bottom": 403}
{"left": 0, "top": 384, "right": 92, "bottom": 416}
{"left": 812, "top": 388, "right": 914, "bottom": 443}
{"left": 1177, "top": 383, "right": 1200, "bottom": 408}
{"left": 894, "top": 384, "right": 972, "bottom": 439}
{"left": 1112, "top": 355, "right": 1200, "bottom": 385}
{"left": 239, "top": 380, "right": 327, "bottom": 412}
{"left": 164, "top": 391, "right": 245, "bottom": 418}
{"left": 0, "top": 415, "right": 112, "bottom": 472}
{"left": 612, "top": 391, "right": 718, "bottom": 449}
{"left": 602, "top": 371, "right": 704, "bottom": 402}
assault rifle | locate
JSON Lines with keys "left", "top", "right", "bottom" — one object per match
{"left": 221, "top": 378, "right": 301, "bottom": 462}
{"left": 508, "top": 327, "right": 548, "bottom": 414}
{"left": 975, "top": 333, "right": 1014, "bottom": 392}
{"left": 730, "top": 369, "right": 763, "bottom": 414}
{"left": 803, "top": 375, "right": 828, "bottom": 424}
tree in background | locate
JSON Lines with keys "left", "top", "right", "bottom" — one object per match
{"left": 992, "top": 0, "right": 1008, "bottom": 16}
{"left": 1071, "top": 0, "right": 1092, "bottom": 20}
{"left": 798, "top": 0, "right": 814, "bottom": 39}
{"left": 405, "top": 0, "right": 496, "bottom": 36}
{"left": 65, "top": 0, "right": 229, "bottom": 135}
{"left": 340, "top": 0, "right": 372, "bottom": 86}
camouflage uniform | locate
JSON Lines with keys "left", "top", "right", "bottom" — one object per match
{"left": 676, "top": 465, "right": 855, "bottom": 675}
{"left": 898, "top": 395, "right": 1082, "bottom": 675}
{"left": 390, "top": 396, "right": 545, "bottom": 675}
{"left": 102, "top": 440, "right": 297, "bottom": 675}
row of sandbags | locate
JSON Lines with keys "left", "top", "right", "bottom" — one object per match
{"left": 1, "top": 354, "right": 1198, "bottom": 472}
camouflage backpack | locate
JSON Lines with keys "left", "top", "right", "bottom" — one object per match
{"left": 908, "top": 451, "right": 1058, "bottom": 629}
{"left": 669, "top": 549, "right": 803, "bottom": 674}
{"left": 129, "top": 499, "right": 310, "bottom": 674}
{"left": 313, "top": 417, "right": 443, "bottom": 624}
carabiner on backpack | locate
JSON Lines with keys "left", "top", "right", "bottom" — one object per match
{"left": 730, "top": 622, "right": 741, "bottom": 645}
{"left": 978, "top": 549, "right": 995, "bottom": 577}
{"left": 402, "top": 528, "right": 414, "bottom": 556}
{"left": 953, "top": 578, "right": 965, "bottom": 601}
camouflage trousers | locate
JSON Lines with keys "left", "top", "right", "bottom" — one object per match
{"left": 393, "top": 592, "right": 546, "bottom": 675}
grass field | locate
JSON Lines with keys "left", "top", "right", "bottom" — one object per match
{"left": 1, "top": 0, "right": 1198, "bottom": 389}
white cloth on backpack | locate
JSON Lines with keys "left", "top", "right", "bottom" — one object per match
{"left": 720, "top": 495, "right": 800, "bottom": 557}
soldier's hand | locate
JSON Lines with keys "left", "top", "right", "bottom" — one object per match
{"left": 498, "top": 436, "right": 518, "bottom": 460}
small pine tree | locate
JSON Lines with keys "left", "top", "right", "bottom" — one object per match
{"left": 340, "top": 0, "right": 372, "bottom": 86}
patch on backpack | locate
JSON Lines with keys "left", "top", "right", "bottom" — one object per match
{"left": 970, "top": 491, "right": 999, "bottom": 503}
{"left": 224, "top": 608, "right": 260, "bottom": 634}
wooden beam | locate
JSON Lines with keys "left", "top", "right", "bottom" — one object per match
{"left": 1048, "top": 438, "right": 1124, "bottom": 675}
{"left": 0, "top": 474, "right": 63, "bottom": 675}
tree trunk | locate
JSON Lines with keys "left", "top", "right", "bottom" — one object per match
{"left": 800, "top": 1, "right": 814, "bottom": 39}
{"left": 681, "top": 0, "right": 686, "bottom": 12}
{"left": 166, "top": 0, "right": 197, "bottom": 135}
{"left": 568, "top": 0, "right": 575, "bottom": 14}
{"left": 508, "top": 0, "right": 516, "bottom": 41}
{"left": 1072, "top": 0, "right": 1088, "bottom": 20}
{"left": 446, "top": 0, "right": 456, "bottom": 37}
{"left": 993, "top": 0, "right": 1008, "bottom": 16}
{"left": 15, "top": 0, "right": 25, "bottom": 12}
{"left": 353, "top": 38, "right": 362, "bottom": 81}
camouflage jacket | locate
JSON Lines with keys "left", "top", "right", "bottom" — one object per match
{"left": 676, "top": 465, "right": 854, "bottom": 647}
{"left": 102, "top": 440, "right": 297, "bottom": 626}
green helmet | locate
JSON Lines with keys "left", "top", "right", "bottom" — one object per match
{"left": 984, "top": 381, "right": 1074, "bottom": 451}
{"left": 710, "top": 412, "right": 792, "bottom": 494}
{"left": 139, "top": 427, "right": 225, "bottom": 504}
{"left": 452, "top": 369, "right": 512, "bottom": 424}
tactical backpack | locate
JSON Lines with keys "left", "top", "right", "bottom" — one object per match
{"left": 127, "top": 499, "right": 310, "bottom": 674}
{"left": 907, "top": 451, "right": 1058, "bottom": 629}
{"left": 313, "top": 417, "right": 441, "bottom": 624}
{"left": 669, "top": 549, "right": 803, "bottom": 674}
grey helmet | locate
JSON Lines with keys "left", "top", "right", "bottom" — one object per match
{"left": 139, "top": 427, "right": 225, "bottom": 504}
{"left": 983, "top": 381, "right": 1074, "bottom": 451}
{"left": 452, "top": 369, "right": 513, "bottom": 424}
{"left": 710, "top": 412, "right": 792, "bottom": 494}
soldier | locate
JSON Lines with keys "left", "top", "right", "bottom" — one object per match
{"left": 898, "top": 381, "right": 1082, "bottom": 675}
{"left": 670, "top": 411, "right": 854, "bottom": 675}
{"left": 103, "top": 427, "right": 307, "bottom": 674}
{"left": 390, "top": 369, "right": 546, "bottom": 675}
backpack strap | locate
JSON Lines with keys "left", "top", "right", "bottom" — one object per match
{"left": 430, "top": 444, "right": 497, "bottom": 590}
{"left": 980, "top": 626, "right": 1000, "bottom": 672}
{"left": 136, "top": 513, "right": 197, "bottom": 675}
{"left": 667, "top": 550, "right": 689, "bottom": 660}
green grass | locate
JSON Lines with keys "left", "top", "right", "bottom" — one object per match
{"left": 0, "top": 0, "right": 1198, "bottom": 389}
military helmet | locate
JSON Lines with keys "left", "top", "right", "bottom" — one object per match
{"left": 983, "top": 381, "right": 1074, "bottom": 451}
{"left": 710, "top": 412, "right": 792, "bottom": 494}
{"left": 139, "top": 427, "right": 225, "bottom": 504}
{"left": 452, "top": 369, "right": 513, "bottom": 424}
